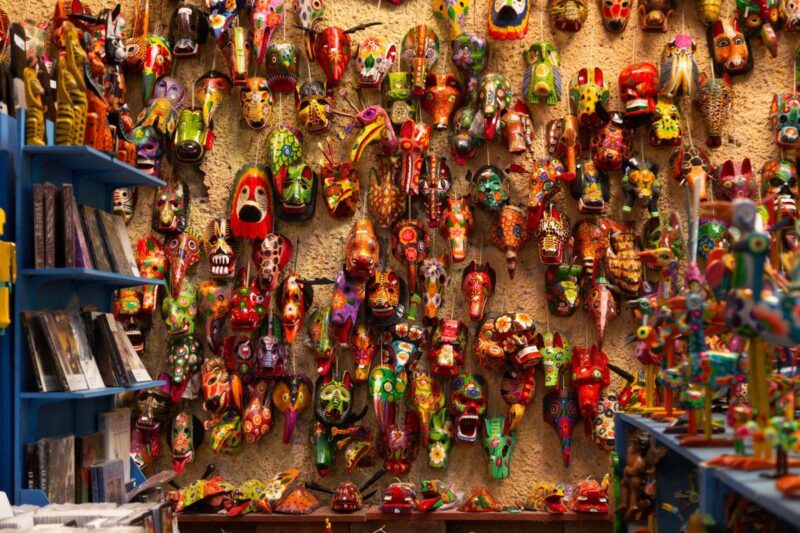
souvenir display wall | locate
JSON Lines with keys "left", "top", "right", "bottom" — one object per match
{"left": 5, "top": 0, "right": 800, "bottom": 527}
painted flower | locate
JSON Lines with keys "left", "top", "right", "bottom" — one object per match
{"left": 429, "top": 442, "right": 447, "bottom": 466}
{"left": 388, "top": 427, "right": 408, "bottom": 448}
{"left": 495, "top": 314, "right": 512, "bottom": 333}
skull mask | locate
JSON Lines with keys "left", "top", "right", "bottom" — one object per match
{"left": 429, "top": 318, "right": 469, "bottom": 376}
{"left": 355, "top": 36, "right": 396, "bottom": 88}
{"left": 450, "top": 373, "right": 487, "bottom": 443}
{"left": 401, "top": 25, "right": 440, "bottom": 95}
{"left": 204, "top": 218, "right": 236, "bottom": 279}
{"left": 314, "top": 372, "right": 354, "bottom": 426}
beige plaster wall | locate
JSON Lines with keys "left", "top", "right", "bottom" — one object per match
{"left": 6, "top": 0, "right": 797, "bottom": 516}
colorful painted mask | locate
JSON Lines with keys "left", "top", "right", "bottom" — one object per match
{"left": 545, "top": 263, "right": 583, "bottom": 317}
{"left": 229, "top": 268, "right": 267, "bottom": 333}
{"left": 600, "top": 0, "right": 633, "bottom": 30}
{"left": 274, "top": 164, "right": 317, "bottom": 221}
{"left": 355, "top": 36, "right": 396, "bottom": 88}
{"left": 137, "top": 236, "right": 167, "bottom": 313}
{"left": 113, "top": 187, "right": 137, "bottom": 225}
{"left": 153, "top": 76, "right": 187, "bottom": 110}
{"left": 474, "top": 320, "right": 505, "bottom": 370}
{"left": 256, "top": 314, "right": 287, "bottom": 377}
{"left": 165, "top": 230, "right": 201, "bottom": 299}
{"left": 461, "top": 261, "right": 496, "bottom": 322}
{"left": 622, "top": 156, "right": 660, "bottom": 218}
{"left": 490, "top": 205, "right": 528, "bottom": 278}
{"left": 535, "top": 203, "right": 570, "bottom": 264}
{"left": 314, "top": 371, "right": 357, "bottom": 426}
{"left": 169, "top": 3, "right": 209, "bottom": 59}
{"left": 267, "top": 125, "right": 303, "bottom": 171}
{"left": 275, "top": 486, "right": 321, "bottom": 514}
{"left": 380, "top": 410, "right": 420, "bottom": 474}
{"left": 427, "top": 409, "right": 454, "bottom": 468}
{"left": 296, "top": 80, "right": 331, "bottom": 132}
{"left": 240, "top": 77, "right": 273, "bottom": 129}
{"left": 428, "top": 318, "right": 468, "bottom": 376}
{"left": 549, "top": 0, "right": 589, "bottom": 30}
{"left": 761, "top": 159, "right": 797, "bottom": 214}
{"left": 419, "top": 156, "right": 452, "bottom": 228}
{"left": 708, "top": 17, "right": 752, "bottom": 75}
{"left": 278, "top": 274, "right": 313, "bottom": 343}
{"left": 401, "top": 25, "right": 440, "bottom": 95}
{"left": 459, "top": 487, "right": 502, "bottom": 512}
{"left": 253, "top": 233, "right": 293, "bottom": 292}
{"left": 538, "top": 332, "right": 572, "bottom": 388}
{"left": 331, "top": 269, "right": 365, "bottom": 343}
{"left": 493, "top": 312, "right": 538, "bottom": 369}
{"left": 175, "top": 107, "right": 212, "bottom": 163}
{"left": 450, "top": 373, "right": 487, "bottom": 443}
{"left": 527, "top": 157, "right": 567, "bottom": 228}
{"left": 202, "top": 355, "right": 243, "bottom": 417}
{"left": 398, "top": 120, "right": 432, "bottom": 195}
{"left": 467, "top": 165, "right": 510, "bottom": 211}
{"left": 368, "top": 365, "right": 408, "bottom": 432}
{"left": 384, "top": 72, "right": 416, "bottom": 126}
{"left": 310, "top": 422, "right": 335, "bottom": 476}
{"left": 167, "top": 335, "right": 202, "bottom": 394}
{"left": 367, "top": 269, "right": 406, "bottom": 326}
{"left": 380, "top": 482, "right": 419, "bottom": 514}
{"left": 172, "top": 476, "right": 235, "bottom": 513}
{"left": 230, "top": 163, "right": 273, "bottom": 240}
{"left": 345, "top": 219, "right": 379, "bottom": 280}
{"left": 243, "top": 380, "right": 273, "bottom": 443}
{"left": 522, "top": 42, "right": 562, "bottom": 107}
{"left": 409, "top": 373, "right": 443, "bottom": 447}
{"left": 696, "top": 72, "right": 733, "bottom": 148}
{"left": 569, "top": 160, "right": 608, "bottom": 215}
{"left": 571, "top": 344, "right": 610, "bottom": 424}
{"left": 294, "top": 0, "right": 326, "bottom": 37}
{"left": 206, "top": 0, "right": 245, "bottom": 40}
{"left": 617, "top": 62, "right": 659, "bottom": 123}
{"left": 251, "top": 0, "right": 284, "bottom": 63}
{"left": 348, "top": 323, "right": 376, "bottom": 382}
{"left": 344, "top": 105, "right": 397, "bottom": 162}
{"left": 525, "top": 482, "right": 568, "bottom": 513}
{"left": 481, "top": 417, "right": 516, "bottom": 478}
{"left": 476, "top": 72, "right": 512, "bottom": 140}
{"left": 320, "top": 142, "right": 359, "bottom": 219}
{"left": 132, "top": 125, "right": 166, "bottom": 177}
{"left": 569, "top": 67, "right": 609, "bottom": 130}
{"left": 368, "top": 168, "right": 405, "bottom": 228}
{"left": 501, "top": 100, "right": 535, "bottom": 155}
{"left": 222, "top": 335, "right": 259, "bottom": 384}
{"left": 198, "top": 281, "right": 232, "bottom": 354}
{"left": 713, "top": 158, "right": 753, "bottom": 201}
{"left": 114, "top": 287, "right": 146, "bottom": 353}
{"left": 660, "top": 34, "right": 700, "bottom": 98}
{"left": 211, "top": 415, "right": 242, "bottom": 455}
{"left": 500, "top": 367, "right": 535, "bottom": 429}
{"left": 203, "top": 218, "right": 235, "bottom": 279}
{"left": 142, "top": 34, "right": 173, "bottom": 102}
{"left": 384, "top": 322, "right": 427, "bottom": 373}
{"left": 489, "top": 0, "right": 531, "bottom": 39}
{"left": 574, "top": 218, "right": 610, "bottom": 281}
{"left": 585, "top": 278, "right": 618, "bottom": 348}
{"left": 671, "top": 144, "right": 712, "bottom": 203}
{"left": 450, "top": 33, "right": 488, "bottom": 97}
{"left": 590, "top": 113, "right": 632, "bottom": 172}
{"left": 195, "top": 69, "right": 233, "bottom": 126}
{"left": 273, "top": 373, "right": 312, "bottom": 443}
{"left": 638, "top": 0, "right": 676, "bottom": 31}
{"left": 570, "top": 477, "right": 610, "bottom": 513}
{"left": 649, "top": 96, "right": 682, "bottom": 147}
{"left": 421, "top": 73, "right": 461, "bottom": 130}
{"left": 440, "top": 197, "right": 475, "bottom": 263}
{"left": 265, "top": 42, "right": 300, "bottom": 92}
{"left": 543, "top": 387, "right": 579, "bottom": 465}
{"left": 697, "top": 220, "right": 729, "bottom": 259}
{"left": 433, "top": 0, "right": 471, "bottom": 38}
{"left": 171, "top": 410, "right": 202, "bottom": 474}
{"left": 449, "top": 107, "right": 483, "bottom": 165}
{"left": 312, "top": 25, "right": 365, "bottom": 88}
{"left": 392, "top": 219, "right": 430, "bottom": 293}
{"left": 308, "top": 306, "right": 336, "bottom": 375}
{"left": 607, "top": 230, "right": 642, "bottom": 296}
{"left": 420, "top": 256, "right": 449, "bottom": 326}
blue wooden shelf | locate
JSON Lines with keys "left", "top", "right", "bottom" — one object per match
{"left": 23, "top": 145, "right": 165, "bottom": 188}
{"left": 20, "top": 380, "right": 166, "bottom": 404}
{"left": 713, "top": 464, "right": 800, "bottom": 526}
{"left": 21, "top": 268, "right": 166, "bottom": 287}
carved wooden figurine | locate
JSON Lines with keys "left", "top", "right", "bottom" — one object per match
{"left": 24, "top": 67, "right": 46, "bottom": 146}
{"left": 56, "top": 22, "right": 88, "bottom": 146}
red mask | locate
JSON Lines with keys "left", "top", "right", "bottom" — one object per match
{"left": 312, "top": 23, "right": 378, "bottom": 87}
{"left": 230, "top": 268, "right": 268, "bottom": 333}
{"left": 419, "top": 156, "right": 452, "bottom": 228}
{"left": 348, "top": 323, "right": 377, "bottom": 382}
{"left": 439, "top": 197, "right": 474, "bottom": 263}
{"left": 617, "top": 62, "right": 659, "bottom": 123}
{"left": 490, "top": 205, "right": 529, "bottom": 279}
{"left": 570, "top": 344, "right": 610, "bottom": 423}
{"left": 461, "top": 261, "right": 496, "bottom": 322}
{"left": 600, "top": 0, "right": 633, "bottom": 32}
{"left": 421, "top": 73, "right": 461, "bottom": 130}
{"left": 502, "top": 100, "right": 535, "bottom": 155}
{"left": 230, "top": 163, "right": 273, "bottom": 240}
{"left": 429, "top": 318, "right": 469, "bottom": 376}
{"left": 398, "top": 120, "right": 432, "bottom": 195}
{"left": 585, "top": 277, "right": 618, "bottom": 348}
{"left": 589, "top": 112, "right": 632, "bottom": 172}
{"left": 346, "top": 219, "right": 380, "bottom": 279}
{"left": 137, "top": 236, "right": 167, "bottom": 314}
{"left": 278, "top": 274, "right": 313, "bottom": 343}
{"left": 243, "top": 381, "right": 273, "bottom": 444}
{"left": 391, "top": 219, "right": 430, "bottom": 293}
{"left": 252, "top": 233, "right": 294, "bottom": 292}
{"left": 380, "top": 410, "right": 420, "bottom": 474}
{"left": 164, "top": 231, "right": 201, "bottom": 298}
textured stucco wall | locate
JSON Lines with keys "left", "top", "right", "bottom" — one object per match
{"left": 6, "top": 0, "right": 797, "bottom": 517}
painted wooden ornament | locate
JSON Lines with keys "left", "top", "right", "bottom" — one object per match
{"left": 659, "top": 34, "right": 700, "bottom": 99}
{"left": 461, "top": 261, "right": 496, "bottom": 322}
{"left": 392, "top": 219, "right": 430, "bottom": 293}
{"left": 695, "top": 73, "right": 733, "bottom": 148}
{"left": 490, "top": 205, "right": 528, "bottom": 279}
{"left": 638, "top": 0, "right": 676, "bottom": 31}
{"left": 368, "top": 168, "right": 405, "bottom": 228}
{"left": 440, "top": 197, "right": 475, "bottom": 263}
{"left": 522, "top": 42, "right": 562, "bottom": 106}
{"left": 488, "top": 0, "right": 531, "bottom": 39}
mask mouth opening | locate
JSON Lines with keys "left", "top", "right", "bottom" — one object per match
{"left": 457, "top": 414, "right": 480, "bottom": 441}
{"left": 494, "top": 5, "right": 524, "bottom": 25}
{"left": 238, "top": 204, "right": 264, "bottom": 222}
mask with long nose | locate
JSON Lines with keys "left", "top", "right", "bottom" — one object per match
{"left": 461, "top": 261, "right": 496, "bottom": 322}
{"left": 401, "top": 25, "right": 440, "bottom": 95}
{"left": 273, "top": 373, "right": 312, "bottom": 443}
{"left": 439, "top": 197, "right": 474, "bottom": 263}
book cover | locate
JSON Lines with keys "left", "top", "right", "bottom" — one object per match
{"left": 38, "top": 312, "right": 88, "bottom": 392}
{"left": 75, "top": 432, "right": 104, "bottom": 503}
{"left": 110, "top": 316, "right": 151, "bottom": 384}
{"left": 21, "top": 311, "right": 60, "bottom": 392}
{"left": 79, "top": 205, "right": 112, "bottom": 272}
{"left": 111, "top": 213, "right": 140, "bottom": 277}
{"left": 90, "top": 459, "right": 126, "bottom": 504}
{"left": 71, "top": 193, "right": 94, "bottom": 269}
{"left": 98, "top": 408, "right": 131, "bottom": 481}
{"left": 59, "top": 184, "right": 76, "bottom": 268}
{"left": 63, "top": 311, "right": 106, "bottom": 390}
{"left": 95, "top": 208, "right": 134, "bottom": 276}
{"left": 82, "top": 311, "right": 117, "bottom": 387}
{"left": 33, "top": 184, "right": 44, "bottom": 269}
{"left": 44, "top": 434, "right": 75, "bottom": 504}
{"left": 96, "top": 313, "right": 132, "bottom": 386}
{"left": 42, "top": 182, "right": 57, "bottom": 268}
{"left": 36, "top": 439, "right": 47, "bottom": 494}
{"left": 24, "top": 442, "right": 37, "bottom": 490}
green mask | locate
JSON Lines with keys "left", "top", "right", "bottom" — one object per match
{"left": 275, "top": 163, "right": 317, "bottom": 221}
{"left": 428, "top": 408, "right": 453, "bottom": 468}
{"left": 482, "top": 416, "right": 516, "bottom": 479}
{"left": 540, "top": 332, "right": 572, "bottom": 389}
{"left": 175, "top": 107, "right": 209, "bottom": 163}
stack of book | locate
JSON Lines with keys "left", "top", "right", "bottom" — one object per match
{"left": 32, "top": 182, "right": 138, "bottom": 275}
{"left": 21, "top": 310, "right": 151, "bottom": 392}
{"left": 0, "top": 502, "right": 172, "bottom": 531}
